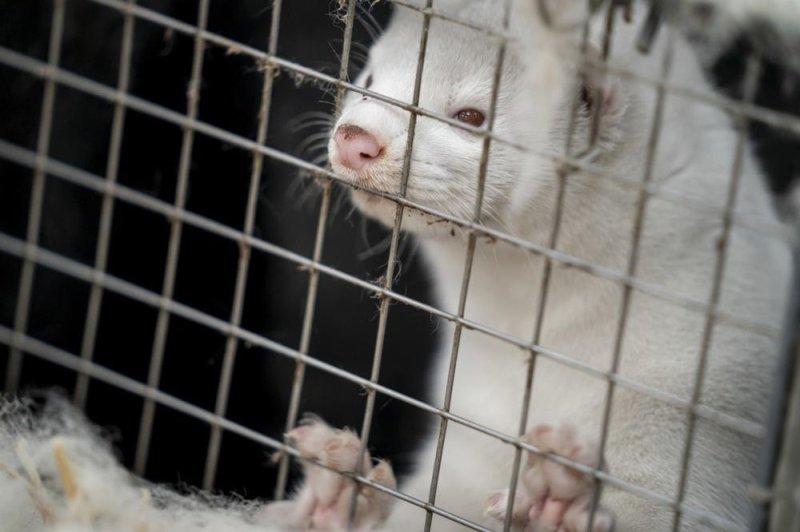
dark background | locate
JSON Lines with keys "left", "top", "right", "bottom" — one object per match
{"left": 0, "top": 0, "right": 438, "bottom": 497}
{"left": 0, "top": 0, "right": 797, "bottom": 501}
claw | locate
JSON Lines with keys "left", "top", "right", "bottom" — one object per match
{"left": 258, "top": 417, "right": 397, "bottom": 531}
{"left": 484, "top": 488, "right": 531, "bottom": 524}
{"left": 287, "top": 416, "right": 336, "bottom": 458}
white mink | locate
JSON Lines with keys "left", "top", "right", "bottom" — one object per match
{"left": 270, "top": 0, "right": 793, "bottom": 530}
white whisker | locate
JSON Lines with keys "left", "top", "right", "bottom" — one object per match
{"left": 296, "top": 132, "right": 333, "bottom": 158}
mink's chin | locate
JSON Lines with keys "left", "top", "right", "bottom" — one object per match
{"left": 349, "top": 189, "right": 394, "bottom": 225}
{"left": 351, "top": 188, "right": 386, "bottom": 206}
{"left": 329, "top": 158, "right": 445, "bottom": 234}
{"left": 349, "top": 189, "right": 453, "bottom": 239}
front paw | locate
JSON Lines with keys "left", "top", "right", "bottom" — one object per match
{"left": 484, "top": 423, "right": 614, "bottom": 532}
{"left": 257, "top": 416, "right": 396, "bottom": 531}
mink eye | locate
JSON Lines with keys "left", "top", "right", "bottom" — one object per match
{"left": 364, "top": 74, "right": 373, "bottom": 89}
{"left": 453, "top": 108, "right": 485, "bottom": 128}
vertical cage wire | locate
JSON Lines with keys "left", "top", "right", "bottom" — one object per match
{"left": 202, "top": 0, "right": 285, "bottom": 491}
{"left": 768, "top": 344, "right": 800, "bottom": 531}
{"left": 424, "top": 2, "right": 512, "bottom": 531}
{"left": 346, "top": 1, "right": 436, "bottom": 526}
{"left": 754, "top": 245, "right": 800, "bottom": 531}
{"left": 272, "top": 185, "right": 333, "bottom": 499}
{"left": 133, "top": 0, "right": 212, "bottom": 476}
{"left": 273, "top": 0, "right": 357, "bottom": 502}
{"left": 5, "top": 0, "right": 66, "bottom": 394}
{"left": 501, "top": 3, "right": 603, "bottom": 528}
{"left": 73, "top": 0, "right": 137, "bottom": 410}
{"left": 672, "top": 52, "right": 763, "bottom": 532}
{"left": 586, "top": 19, "right": 676, "bottom": 532}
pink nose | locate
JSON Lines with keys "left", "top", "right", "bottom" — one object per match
{"left": 333, "top": 124, "right": 383, "bottom": 171}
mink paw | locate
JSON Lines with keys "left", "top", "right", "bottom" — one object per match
{"left": 484, "top": 423, "right": 614, "bottom": 532}
{"left": 257, "top": 416, "right": 396, "bottom": 531}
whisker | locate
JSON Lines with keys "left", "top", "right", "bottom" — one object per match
{"left": 295, "top": 131, "right": 333, "bottom": 156}
{"left": 317, "top": 93, "right": 338, "bottom": 108}
{"left": 344, "top": 195, "right": 361, "bottom": 222}
{"left": 310, "top": 153, "right": 330, "bottom": 166}
{"left": 356, "top": 3, "right": 383, "bottom": 42}
{"left": 358, "top": 231, "right": 393, "bottom": 261}
{"left": 298, "top": 142, "right": 331, "bottom": 162}
{"left": 355, "top": 9, "right": 380, "bottom": 42}
{"left": 350, "top": 40, "right": 371, "bottom": 57}
{"left": 349, "top": 50, "right": 369, "bottom": 68}
{"left": 331, "top": 182, "right": 356, "bottom": 218}
{"left": 295, "top": 139, "right": 328, "bottom": 159}
{"left": 287, "top": 110, "right": 335, "bottom": 125}
{"left": 288, "top": 119, "right": 334, "bottom": 135}
{"left": 284, "top": 173, "right": 316, "bottom": 206}
{"left": 331, "top": 38, "right": 371, "bottom": 64}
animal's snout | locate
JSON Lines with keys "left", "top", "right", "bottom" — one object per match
{"left": 333, "top": 123, "right": 384, "bottom": 171}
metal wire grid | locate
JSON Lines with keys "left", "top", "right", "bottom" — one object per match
{"left": 0, "top": 0, "right": 797, "bottom": 531}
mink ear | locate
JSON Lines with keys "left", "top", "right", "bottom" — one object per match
{"left": 534, "top": 0, "right": 596, "bottom": 32}
{"left": 576, "top": 47, "right": 628, "bottom": 150}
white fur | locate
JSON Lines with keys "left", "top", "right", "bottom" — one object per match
{"left": 326, "top": 1, "right": 792, "bottom": 530}
{"left": 0, "top": 397, "right": 271, "bottom": 532}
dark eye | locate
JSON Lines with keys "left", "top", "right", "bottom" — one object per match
{"left": 364, "top": 74, "right": 373, "bottom": 89}
{"left": 453, "top": 108, "right": 485, "bottom": 127}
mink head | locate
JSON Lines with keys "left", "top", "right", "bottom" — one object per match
{"left": 327, "top": 0, "right": 628, "bottom": 239}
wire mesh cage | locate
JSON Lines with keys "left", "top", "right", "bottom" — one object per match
{"left": 0, "top": 0, "right": 798, "bottom": 531}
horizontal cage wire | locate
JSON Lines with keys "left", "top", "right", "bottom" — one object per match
{"left": 0, "top": 1, "right": 798, "bottom": 532}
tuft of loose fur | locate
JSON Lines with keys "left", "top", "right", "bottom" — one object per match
{"left": 0, "top": 395, "right": 273, "bottom": 532}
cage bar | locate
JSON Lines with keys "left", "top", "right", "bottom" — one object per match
{"left": 4, "top": 0, "right": 66, "bottom": 394}
{"left": 73, "top": 0, "right": 137, "bottom": 409}
{"left": 671, "top": 52, "right": 763, "bottom": 531}
{"left": 766, "top": 343, "right": 800, "bottom": 531}
{"left": 425, "top": 1, "right": 512, "bottom": 530}
{"left": 752, "top": 249, "right": 800, "bottom": 530}
{"left": 273, "top": 0, "right": 357, "bottom": 502}
{"left": 133, "top": 0, "right": 211, "bottom": 476}
{"left": 201, "top": 0, "right": 285, "bottom": 491}
{"left": 346, "top": 0, "right": 436, "bottom": 526}
{"left": 501, "top": 4, "right": 607, "bottom": 528}
{"left": 586, "top": 20, "right": 676, "bottom": 532}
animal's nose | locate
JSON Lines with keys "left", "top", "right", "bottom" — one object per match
{"left": 333, "top": 123, "right": 383, "bottom": 171}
